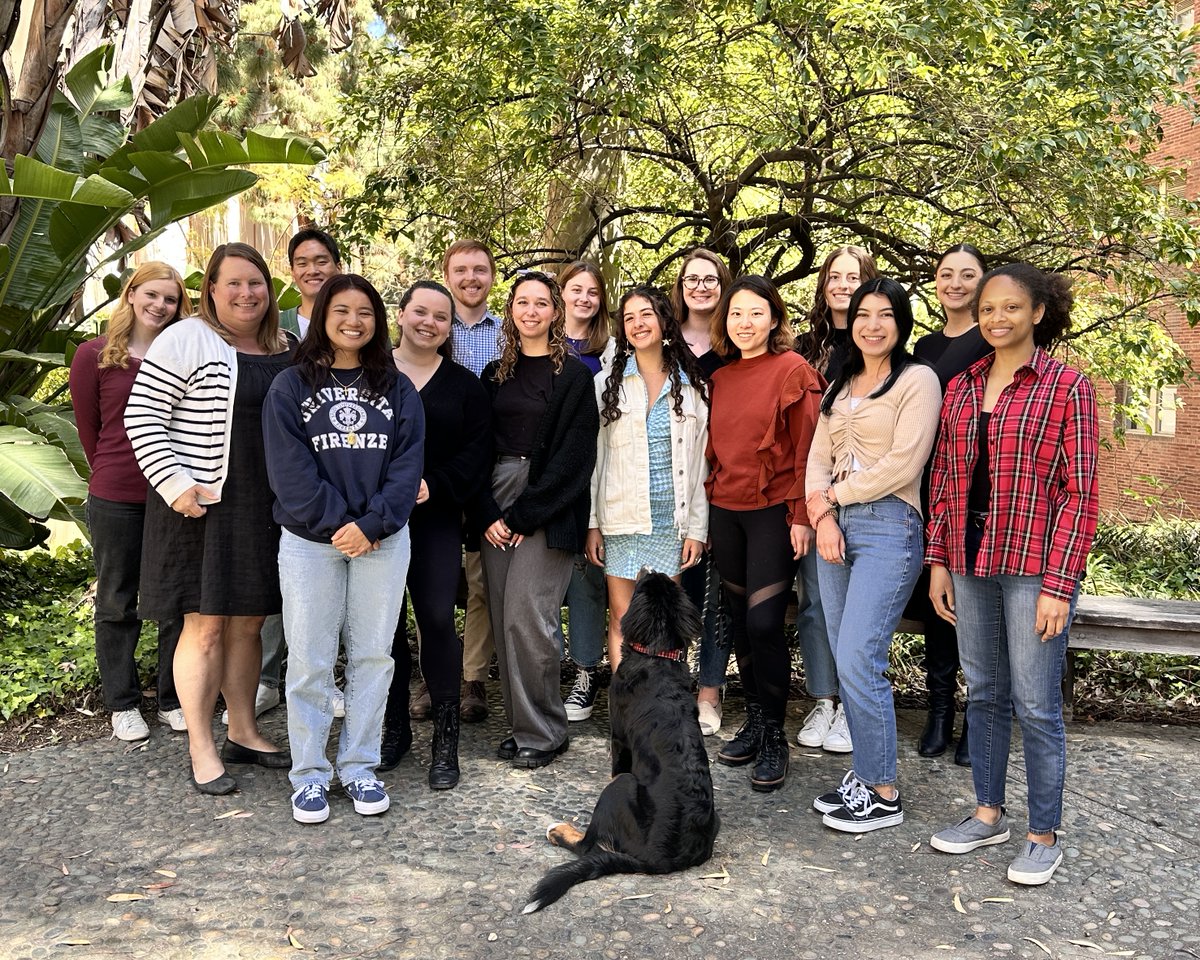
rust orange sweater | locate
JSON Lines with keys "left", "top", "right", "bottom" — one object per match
{"left": 705, "top": 351, "right": 824, "bottom": 526}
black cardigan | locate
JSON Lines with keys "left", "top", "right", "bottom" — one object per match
{"left": 418, "top": 359, "right": 492, "bottom": 515}
{"left": 476, "top": 354, "right": 599, "bottom": 553}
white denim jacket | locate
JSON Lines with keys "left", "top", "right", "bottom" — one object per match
{"left": 589, "top": 356, "right": 709, "bottom": 542}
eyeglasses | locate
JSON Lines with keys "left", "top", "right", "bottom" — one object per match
{"left": 681, "top": 275, "right": 721, "bottom": 291}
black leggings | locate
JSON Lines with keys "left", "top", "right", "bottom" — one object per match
{"left": 384, "top": 506, "right": 464, "bottom": 724}
{"left": 707, "top": 503, "right": 799, "bottom": 724}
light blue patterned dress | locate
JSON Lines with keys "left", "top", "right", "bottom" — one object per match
{"left": 605, "top": 375, "right": 681, "bottom": 578}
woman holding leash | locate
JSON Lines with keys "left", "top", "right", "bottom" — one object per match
{"left": 479, "top": 271, "right": 599, "bottom": 769}
{"left": 670, "top": 248, "right": 734, "bottom": 735}
{"left": 706, "top": 275, "right": 824, "bottom": 793}
{"left": 926, "top": 263, "right": 1098, "bottom": 885}
{"left": 585, "top": 284, "right": 709, "bottom": 672}
{"left": 806, "top": 277, "right": 942, "bottom": 833}
{"left": 263, "top": 274, "right": 424, "bottom": 823}
{"left": 71, "top": 262, "right": 191, "bottom": 741}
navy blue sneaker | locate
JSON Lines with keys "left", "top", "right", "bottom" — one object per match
{"left": 291, "top": 783, "right": 329, "bottom": 824}
{"left": 344, "top": 778, "right": 390, "bottom": 816}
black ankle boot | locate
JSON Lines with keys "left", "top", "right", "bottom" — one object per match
{"left": 954, "top": 715, "right": 971, "bottom": 767}
{"left": 429, "top": 700, "right": 461, "bottom": 790}
{"left": 750, "top": 719, "right": 789, "bottom": 792}
{"left": 717, "top": 700, "right": 765, "bottom": 766}
{"left": 378, "top": 714, "right": 412, "bottom": 773}
{"left": 918, "top": 700, "right": 956, "bottom": 757}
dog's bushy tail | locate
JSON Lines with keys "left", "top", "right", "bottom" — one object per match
{"left": 522, "top": 850, "right": 644, "bottom": 914}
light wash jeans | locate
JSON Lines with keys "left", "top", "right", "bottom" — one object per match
{"left": 952, "top": 572, "right": 1077, "bottom": 833}
{"left": 817, "top": 496, "right": 923, "bottom": 787}
{"left": 555, "top": 555, "right": 607, "bottom": 668}
{"left": 279, "top": 527, "right": 410, "bottom": 789}
{"left": 795, "top": 549, "right": 838, "bottom": 699}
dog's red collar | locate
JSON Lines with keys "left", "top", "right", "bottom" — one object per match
{"left": 628, "top": 641, "right": 687, "bottom": 662}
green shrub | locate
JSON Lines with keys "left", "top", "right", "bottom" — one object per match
{"left": 0, "top": 542, "right": 159, "bottom": 720}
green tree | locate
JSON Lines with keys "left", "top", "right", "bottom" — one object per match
{"left": 337, "top": 0, "right": 1200, "bottom": 342}
{"left": 0, "top": 45, "right": 324, "bottom": 549}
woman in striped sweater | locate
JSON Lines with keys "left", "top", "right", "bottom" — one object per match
{"left": 126, "top": 243, "right": 296, "bottom": 795}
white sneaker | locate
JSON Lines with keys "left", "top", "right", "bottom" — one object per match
{"left": 111, "top": 709, "right": 150, "bottom": 741}
{"left": 221, "top": 683, "right": 282, "bottom": 725}
{"left": 156, "top": 708, "right": 187, "bottom": 732}
{"left": 697, "top": 699, "right": 722, "bottom": 736}
{"left": 332, "top": 688, "right": 346, "bottom": 719}
{"left": 822, "top": 703, "right": 853, "bottom": 753}
{"left": 796, "top": 698, "right": 835, "bottom": 747}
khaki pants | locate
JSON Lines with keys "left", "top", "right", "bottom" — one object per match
{"left": 462, "top": 549, "right": 494, "bottom": 682}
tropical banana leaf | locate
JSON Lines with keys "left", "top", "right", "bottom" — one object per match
{"left": 0, "top": 492, "right": 49, "bottom": 550}
{"left": 2, "top": 397, "right": 88, "bottom": 478}
{"left": 0, "top": 425, "right": 88, "bottom": 519}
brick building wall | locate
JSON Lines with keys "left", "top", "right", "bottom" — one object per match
{"left": 1097, "top": 0, "right": 1200, "bottom": 519}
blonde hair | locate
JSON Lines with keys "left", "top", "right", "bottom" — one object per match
{"left": 99, "top": 262, "right": 191, "bottom": 368}
{"left": 198, "top": 243, "right": 284, "bottom": 353}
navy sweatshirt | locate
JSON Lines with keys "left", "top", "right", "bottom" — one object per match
{"left": 263, "top": 366, "right": 425, "bottom": 544}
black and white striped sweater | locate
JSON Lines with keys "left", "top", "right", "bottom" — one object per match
{"left": 124, "top": 317, "right": 239, "bottom": 508}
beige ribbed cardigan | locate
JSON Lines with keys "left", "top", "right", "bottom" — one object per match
{"left": 805, "top": 363, "right": 942, "bottom": 515}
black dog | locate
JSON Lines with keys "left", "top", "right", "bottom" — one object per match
{"left": 523, "top": 572, "right": 720, "bottom": 913}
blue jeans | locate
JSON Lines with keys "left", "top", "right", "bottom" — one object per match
{"left": 952, "top": 572, "right": 1076, "bottom": 833}
{"left": 279, "top": 527, "right": 410, "bottom": 789}
{"left": 555, "top": 556, "right": 607, "bottom": 668}
{"left": 795, "top": 550, "right": 837, "bottom": 699}
{"left": 817, "top": 496, "right": 923, "bottom": 787}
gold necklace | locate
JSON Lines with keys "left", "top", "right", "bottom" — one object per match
{"left": 330, "top": 367, "right": 364, "bottom": 391}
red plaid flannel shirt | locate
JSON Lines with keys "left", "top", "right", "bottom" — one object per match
{"left": 925, "top": 348, "right": 1099, "bottom": 601}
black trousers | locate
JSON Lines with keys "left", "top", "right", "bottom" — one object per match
{"left": 707, "top": 503, "right": 799, "bottom": 724}
{"left": 385, "top": 506, "right": 464, "bottom": 723}
{"left": 88, "top": 494, "right": 181, "bottom": 711}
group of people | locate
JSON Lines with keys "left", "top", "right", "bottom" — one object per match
{"left": 71, "top": 231, "right": 1098, "bottom": 887}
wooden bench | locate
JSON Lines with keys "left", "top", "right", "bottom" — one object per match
{"left": 891, "top": 595, "right": 1200, "bottom": 710}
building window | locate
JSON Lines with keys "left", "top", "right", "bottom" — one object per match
{"left": 1176, "top": 0, "right": 1195, "bottom": 29}
{"left": 1116, "top": 383, "right": 1180, "bottom": 436}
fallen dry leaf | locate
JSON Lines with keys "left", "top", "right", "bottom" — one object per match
{"left": 287, "top": 925, "right": 304, "bottom": 949}
{"left": 911, "top": 842, "right": 921, "bottom": 853}
{"left": 106, "top": 893, "right": 146, "bottom": 902}
{"left": 232, "top": 812, "right": 253, "bottom": 819}
{"left": 982, "top": 897, "right": 1013, "bottom": 903}
{"left": 525, "top": 784, "right": 548, "bottom": 793}
{"left": 1066, "top": 940, "right": 1102, "bottom": 951}
{"left": 1022, "top": 936, "right": 1053, "bottom": 956}
{"left": 664, "top": 902, "right": 672, "bottom": 914}
{"left": 60, "top": 864, "right": 69, "bottom": 876}
{"left": 141, "top": 881, "right": 175, "bottom": 891}
{"left": 66, "top": 850, "right": 94, "bottom": 860}
{"left": 697, "top": 866, "right": 729, "bottom": 880}
{"left": 154, "top": 869, "right": 176, "bottom": 878}
{"left": 19, "top": 778, "right": 41, "bottom": 784}
{"left": 57, "top": 939, "right": 92, "bottom": 946}
{"left": 620, "top": 893, "right": 654, "bottom": 901}
{"left": 1152, "top": 842, "right": 1176, "bottom": 854}
{"left": 798, "top": 865, "right": 835, "bottom": 873}
{"left": 761, "top": 847, "right": 771, "bottom": 866}
{"left": 213, "top": 809, "right": 245, "bottom": 820}
{"left": 952, "top": 892, "right": 967, "bottom": 914}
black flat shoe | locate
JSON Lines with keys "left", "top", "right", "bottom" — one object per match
{"left": 954, "top": 717, "right": 971, "bottom": 767}
{"left": 496, "top": 736, "right": 518, "bottom": 761}
{"left": 191, "top": 771, "right": 238, "bottom": 795}
{"left": 222, "top": 739, "right": 292, "bottom": 769}
{"left": 511, "top": 740, "right": 569, "bottom": 769}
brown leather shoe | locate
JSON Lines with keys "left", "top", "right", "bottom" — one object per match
{"left": 409, "top": 680, "right": 431, "bottom": 721}
{"left": 460, "top": 680, "right": 488, "bottom": 723}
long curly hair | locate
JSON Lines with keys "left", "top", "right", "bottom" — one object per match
{"left": 99, "top": 262, "right": 191, "bottom": 368}
{"left": 795, "top": 245, "right": 878, "bottom": 373}
{"left": 600, "top": 284, "right": 708, "bottom": 426}
{"left": 294, "top": 274, "right": 398, "bottom": 400}
{"left": 975, "top": 262, "right": 1073, "bottom": 347}
{"left": 493, "top": 271, "right": 569, "bottom": 382}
